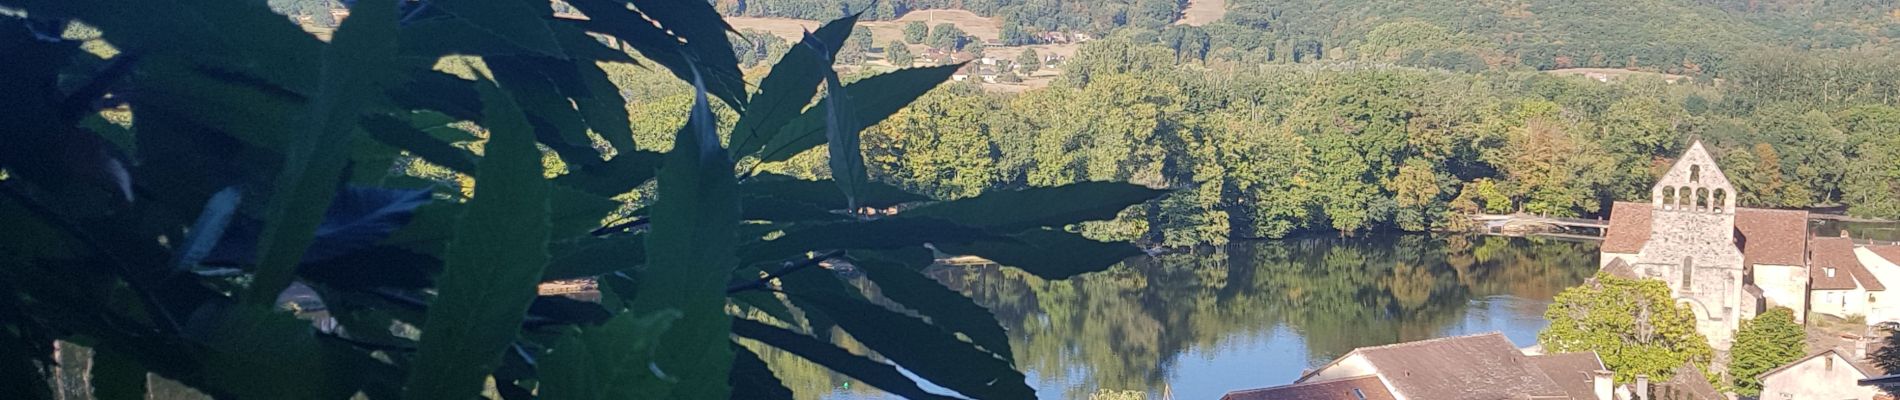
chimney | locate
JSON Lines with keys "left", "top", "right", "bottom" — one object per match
{"left": 1636, "top": 374, "right": 1650, "bottom": 400}
{"left": 1593, "top": 370, "right": 1615, "bottom": 400}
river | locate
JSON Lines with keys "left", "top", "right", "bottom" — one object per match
{"left": 767, "top": 234, "right": 1603, "bottom": 399}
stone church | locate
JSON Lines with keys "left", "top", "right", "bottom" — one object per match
{"left": 1598, "top": 141, "right": 1816, "bottom": 350}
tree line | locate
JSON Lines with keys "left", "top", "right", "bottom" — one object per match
{"left": 628, "top": 39, "right": 1900, "bottom": 245}
{"left": 894, "top": 41, "right": 1900, "bottom": 244}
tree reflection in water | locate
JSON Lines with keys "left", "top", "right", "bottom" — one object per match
{"left": 757, "top": 234, "right": 1598, "bottom": 399}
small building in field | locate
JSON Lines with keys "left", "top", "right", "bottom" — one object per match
{"left": 1759, "top": 348, "right": 1883, "bottom": 400}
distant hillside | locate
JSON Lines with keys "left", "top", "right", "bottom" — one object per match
{"left": 1222, "top": 0, "right": 1900, "bottom": 74}
{"left": 714, "top": 0, "right": 1188, "bottom": 42}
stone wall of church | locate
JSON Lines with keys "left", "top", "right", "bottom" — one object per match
{"left": 1636, "top": 209, "right": 1746, "bottom": 350}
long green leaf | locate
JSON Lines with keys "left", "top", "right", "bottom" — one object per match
{"left": 853, "top": 256, "right": 1014, "bottom": 363}
{"left": 246, "top": 0, "right": 401, "bottom": 305}
{"left": 538, "top": 310, "right": 680, "bottom": 400}
{"left": 729, "top": 12, "right": 859, "bottom": 156}
{"left": 403, "top": 79, "right": 553, "bottom": 400}
{"left": 756, "top": 64, "right": 962, "bottom": 163}
{"left": 428, "top": 0, "right": 567, "bottom": 59}
{"left": 564, "top": 0, "right": 748, "bottom": 110}
{"left": 626, "top": 0, "right": 746, "bottom": 108}
{"left": 901, "top": 182, "right": 1168, "bottom": 231}
{"left": 391, "top": 71, "right": 484, "bottom": 121}
{"left": 542, "top": 235, "right": 645, "bottom": 281}
{"left": 90, "top": 348, "right": 147, "bottom": 400}
{"left": 817, "top": 41, "right": 868, "bottom": 211}
{"left": 572, "top": 58, "right": 638, "bottom": 153}
{"left": 624, "top": 74, "right": 740, "bottom": 400}
{"left": 729, "top": 343, "right": 795, "bottom": 400}
{"left": 738, "top": 218, "right": 998, "bottom": 265}
{"left": 487, "top": 56, "right": 604, "bottom": 165}
{"left": 934, "top": 228, "right": 1143, "bottom": 280}
{"left": 743, "top": 173, "right": 930, "bottom": 210}
{"left": 730, "top": 319, "right": 955, "bottom": 400}
{"left": 554, "top": 150, "right": 664, "bottom": 198}
{"left": 732, "top": 291, "right": 796, "bottom": 326}
{"left": 363, "top": 113, "right": 479, "bottom": 174}
{"left": 197, "top": 305, "right": 371, "bottom": 399}
{"left": 782, "top": 275, "right": 1034, "bottom": 399}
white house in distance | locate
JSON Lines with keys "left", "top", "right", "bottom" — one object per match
{"left": 1758, "top": 348, "right": 1882, "bottom": 400}
{"left": 1599, "top": 141, "right": 1900, "bottom": 350}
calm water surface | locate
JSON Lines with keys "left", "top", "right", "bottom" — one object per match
{"left": 768, "top": 234, "right": 1601, "bottom": 399}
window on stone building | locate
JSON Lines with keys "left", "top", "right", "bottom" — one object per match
{"left": 1662, "top": 186, "right": 1676, "bottom": 209}
{"left": 1679, "top": 187, "right": 1693, "bottom": 208}
{"left": 1696, "top": 188, "right": 1710, "bottom": 211}
{"left": 1690, "top": 165, "right": 1700, "bottom": 182}
{"left": 1682, "top": 257, "right": 1694, "bottom": 290}
{"left": 1713, "top": 189, "right": 1727, "bottom": 212}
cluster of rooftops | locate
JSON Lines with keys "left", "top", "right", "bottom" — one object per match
{"left": 1219, "top": 333, "right": 1718, "bottom": 400}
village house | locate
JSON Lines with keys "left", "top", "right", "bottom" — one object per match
{"left": 1220, "top": 333, "right": 1652, "bottom": 400}
{"left": 1759, "top": 348, "right": 1883, "bottom": 400}
{"left": 1600, "top": 141, "right": 1900, "bottom": 350}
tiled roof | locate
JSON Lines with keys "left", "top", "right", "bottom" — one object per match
{"left": 1870, "top": 244, "right": 1900, "bottom": 265}
{"left": 1220, "top": 376, "right": 1397, "bottom": 400}
{"left": 1529, "top": 352, "right": 1606, "bottom": 400}
{"left": 1602, "top": 258, "right": 1640, "bottom": 279}
{"left": 1758, "top": 348, "right": 1880, "bottom": 379}
{"left": 1348, "top": 333, "right": 1571, "bottom": 399}
{"left": 1734, "top": 208, "right": 1810, "bottom": 266}
{"left": 1602, "top": 202, "right": 1653, "bottom": 253}
{"left": 1812, "top": 237, "right": 1884, "bottom": 291}
{"left": 1658, "top": 363, "right": 1723, "bottom": 400}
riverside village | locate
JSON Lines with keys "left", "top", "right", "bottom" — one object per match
{"left": 1223, "top": 142, "right": 1900, "bottom": 400}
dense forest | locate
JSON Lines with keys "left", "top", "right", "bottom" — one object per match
{"left": 610, "top": 37, "right": 1900, "bottom": 245}
{"left": 715, "top": 0, "right": 1900, "bottom": 73}
{"left": 275, "top": 0, "right": 1900, "bottom": 245}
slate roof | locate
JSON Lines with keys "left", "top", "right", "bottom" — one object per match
{"left": 1220, "top": 375, "right": 1397, "bottom": 400}
{"left": 1602, "top": 201, "right": 1653, "bottom": 254}
{"left": 1528, "top": 352, "right": 1607, "bottom": 400}
{"left": 1734, "top": 208, "right": 1810, "bottom": 266}
{"left": 1303, "top": 332, "right": 1573, "bottom": 399}
{"left": 1811, "top": 237, "right": 1884, "bottom": 291}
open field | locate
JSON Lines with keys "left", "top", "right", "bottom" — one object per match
{"left": 1545, "top": 68, "right": 1691, "bottom": 83}
{"left": 728, "top": 10, "right": 1081, "bottom": 93}
{"left": 728, "top": 9, "right": 1000, "bottom": 45}
{"left": 1174, "top": 0, "right": 1226, "bottom": 26}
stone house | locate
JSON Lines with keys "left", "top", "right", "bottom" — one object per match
{"left": 1221, "top": 333, "right": 1614, "bottom": 400}
{"left": 1759, "top": 348, "right": 1882, "bottom": 400}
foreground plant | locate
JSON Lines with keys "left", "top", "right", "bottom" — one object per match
{"left": 0, "top": 1, "right": 1163, "bottom": 398}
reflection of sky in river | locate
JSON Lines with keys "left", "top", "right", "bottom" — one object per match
{"left": 1160, "top": 296, "right": 1555, "bottom": 400}
{"left": 815, "top": 235, "right": 1596, "bottom": 400}
{"left": 820, "top": 296, "right": 1560, "bottom": 400}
